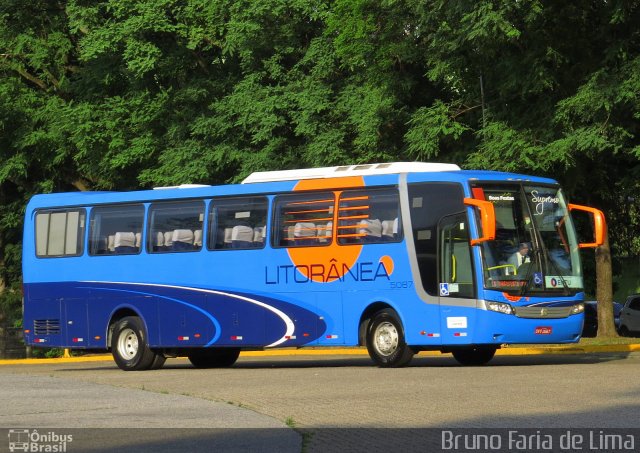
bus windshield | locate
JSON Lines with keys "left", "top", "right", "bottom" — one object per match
{"left": 475, "top": 183, "right": 582, "bottom": 294}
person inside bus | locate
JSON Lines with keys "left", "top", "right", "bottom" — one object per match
{"left": 508, "top": 242, "right": 531, "bottom": 270}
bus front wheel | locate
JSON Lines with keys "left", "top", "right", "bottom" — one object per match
{"left": 111, "top": 316, "right": 158, "bottom": 371}
{"left": 366, "top": 309, "right": 414, "bottom": 368}
{"left": 451, "top": 347, "right": 497, "bottom": 366}
{"left": 188, "top": 348, "right": 241, "bottom": 368}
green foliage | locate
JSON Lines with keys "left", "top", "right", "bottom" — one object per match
{"left": 28, "top": 347, "right": 66, "bottom": 359}
{"left": 405, "top": 101, "right": 471, "bottom": 161}
{"left": 1, "top": 0, "right": 640, "bottom": 323}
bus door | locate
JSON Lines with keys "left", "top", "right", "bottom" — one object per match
{"left": 438, "top": 212, "right": 476, "bottom": 344}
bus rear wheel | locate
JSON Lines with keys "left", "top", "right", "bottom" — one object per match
{"left": 451, "top": 346, "right": 497, "bottom": 366}
{"left": 188, "top": 348, "right": 241, "bottom": 368}
{"left": 366, "top": 309, "right": 414, "bottom": 368}
{"left": 111, "top": 316, "right": 158, "bottom": 371}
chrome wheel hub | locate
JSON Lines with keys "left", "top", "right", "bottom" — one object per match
{"left": 374, "top": 321, "right": 399, "bottom": 356}
{"left": 117, "top": 328, "right": 139, "bottom": 359}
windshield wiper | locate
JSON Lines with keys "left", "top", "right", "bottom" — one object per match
{"left": 517, "top": 248, "right": 538, "bottom": 298}
{"left": 542, "top": 247, "right": 572, "bottom": 296}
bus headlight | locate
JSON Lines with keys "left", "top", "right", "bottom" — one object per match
{"left": 486, "top": 301, "right": 515, "bottom": 315}
{"left": 571, "top": 303, "right": 584, "bottom": 315}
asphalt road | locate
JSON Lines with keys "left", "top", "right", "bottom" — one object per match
{"left": 1, "top": 351, "right": 639, "bottom": 452}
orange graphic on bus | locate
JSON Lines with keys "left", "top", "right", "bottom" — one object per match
{"left": 287, "top": 176, "right": 367, "bottom": 283}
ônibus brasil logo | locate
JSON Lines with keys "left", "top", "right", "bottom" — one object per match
{"left": 8, "top": 429, "right": 73, "bottom": 452}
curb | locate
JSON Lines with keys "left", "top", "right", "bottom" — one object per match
{"left": 1, "top": 344, "right": 639, "bottom": 366}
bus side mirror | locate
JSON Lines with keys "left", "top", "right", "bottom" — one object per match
{"left": 463, "top": 198, "right": 496, "bottom": 246}
{"left": 568, "top": 204, "right": 606, "bottom": 248}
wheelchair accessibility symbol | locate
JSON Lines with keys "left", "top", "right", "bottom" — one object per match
{"left": 439, "top": 283, "right": 450, "bottom": 297}
{"left": 533, "top": 272, "right": 543, "bottom": 286}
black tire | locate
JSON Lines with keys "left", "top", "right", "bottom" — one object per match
{"left": 149, "top": 352, "right": 167, "bottom": 370}
{"left": 111, "top": 316, "right": 157, "bottom": 371}
{"left": 618, "top": 325, "right": 629, "bottom": 337}
{"left": 366, "top": 309, "right": 414, "bottom": 368}
{"left": 451, "top": 346, "right": 497, "bottom": 366}
{"left": 188, "top": 348, "right": 241, "bottom": 368}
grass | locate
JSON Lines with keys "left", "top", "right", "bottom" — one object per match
{"left": 283, "top": 416, "right": 314, "bottom": 453}
{"left": 577, "top": 336, "right": 640, "bottom": 346}
{"left": 226, "top": 400, "right": 249, "bottom": 409}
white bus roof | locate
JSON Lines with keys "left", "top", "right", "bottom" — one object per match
{"left": 241, "top": 162, "right": 461, "bottom": 184}
{"left": 153, "top": 184, "right": 212, "bottom": 190}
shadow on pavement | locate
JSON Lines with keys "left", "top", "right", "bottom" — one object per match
{"left": 50, "top": 350, "right": 634, "bottom": 372}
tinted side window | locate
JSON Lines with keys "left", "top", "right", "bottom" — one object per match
{"left": 89, "top": 205, "right": 144, "bottom": 255}
{"left": 408, "top": 183, "right": 465, "bottom": 296}
{"left": 35, "top": 210, "right": 86, "bottom": 257}
{"left": 148, "top": 201, "right": 204, "bottom": 253}
{"left": 337, "top": 188, "right": 402, "bottom": 245}
{"left": 273, "top": 192, "right": 335, "bottom": 247}
{"left": 439, "top": 213, "right": 475, "bottom": 298}
{"left": 208, "top": 197, "right": 268, "bottom": 250}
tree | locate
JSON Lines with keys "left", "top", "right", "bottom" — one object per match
{"left": 401, "top": 0, "right": 640, "bottom": 336}
{"left": 1, "top": 0, "right": 639, "bottom": 334}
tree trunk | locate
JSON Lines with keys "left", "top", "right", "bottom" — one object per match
{"left": 595, "top": 229, "right": 617, "bottom": 337}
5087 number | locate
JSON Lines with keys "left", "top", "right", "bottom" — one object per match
{"left": 390, "top": 281, "right": 413, "bottom": 289}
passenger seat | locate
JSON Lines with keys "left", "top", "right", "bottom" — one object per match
{"left": 172, "top": 229, "right": 194, "bottom": 251}
{"left": 294, "top": 222, "right": 316, "bottom": 246}
{"left": 114, "top": 232, "right": 137, "bottom": 254}
{"left": 231, "top": 225, "right": 254, "bottom": 248}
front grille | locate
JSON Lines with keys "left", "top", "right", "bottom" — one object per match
{"left": 514, "top": 306, "right": 573, "bottom": 319}
{"left": 33, "top": 319, "right": 61, "bottom": 335}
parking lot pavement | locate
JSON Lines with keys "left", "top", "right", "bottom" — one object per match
{"left": 2, "top": 348, "right": 640, "bottom": 452}
{"left": 0, "top": 373, "right": 300, "bottom": 453}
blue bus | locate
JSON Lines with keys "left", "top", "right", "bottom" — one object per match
{"left": 22, "top": 162, "right": 605, "bottom": 370}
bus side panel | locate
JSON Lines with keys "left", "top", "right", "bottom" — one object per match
{"left": 24, "top": 282, "right": 89, "bottom": 348}
{"left": 204, "top": 292, "right": 266, "bottom": 347}
{"left": 78, "top": 282, "right": 326, "bottom": 349}
{"left": 313, "top": 291, "right": 344, "bottom": 345}
{"left": 156, "top": 292, "right": 210, "bottom": 347}
{"left": 23, "top": 287, "right": 62, "bottom": 348}
{"left": 88, "top": 286, "right": 159, "bottom": 346}
{"left": 86, "top": 296, "right": 120, "bottom": 349}
{"left": 400, "top": 294, "right": 443, "bottom": 347}
{"left": 439, "top": 305, "right": 478, "bottom": 346}
{"left": 63, "top": 298, "right": 89, "bottom": 347}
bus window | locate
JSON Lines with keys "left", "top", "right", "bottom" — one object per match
{"left": 148, "top": 201, "right": 204, "bottom": 253}
{"left": 273, "top": 192, "right": 335, "bottom": 247}
{"left": 408, "top": 182, "right": 465, "bottom": 296}
{"left": 337, "top": 188, "right": 402, "bottom": 244}
{"left": 439, "top": 213, "right": 475, "bottom": 298}
{"left": 89, "top": 205, "right": 144, "bottom": 255}
{"left": 208, "top": 196, "right": 268, "bottom": 250}
{"left": 35, "top": 209, "right": 86, "bottom": 257}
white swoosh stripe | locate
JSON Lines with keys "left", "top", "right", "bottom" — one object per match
{"left": 83, "top": 281, "right": 296, "bottom": 347}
